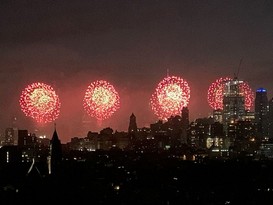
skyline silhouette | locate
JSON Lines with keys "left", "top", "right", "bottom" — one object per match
{"left": 1, "top": 0, "right": 273, "bottom": 142}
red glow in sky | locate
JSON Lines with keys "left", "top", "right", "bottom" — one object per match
{"left": 1, "top": 0, "right": 270, "bottom": 142}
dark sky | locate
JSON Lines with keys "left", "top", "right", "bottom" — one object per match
{"left": 1, "top": 0, "right": 273, "bottom": 142}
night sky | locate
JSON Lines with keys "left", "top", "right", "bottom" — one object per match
{"left": 1, "top": 0, "right": 273, "bottom": 142}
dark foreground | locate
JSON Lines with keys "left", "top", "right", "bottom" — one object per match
{"left": 1, "top": 151, "right": 273, "bottom": 205}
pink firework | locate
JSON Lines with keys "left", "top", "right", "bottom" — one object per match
{"left": 83, "top": 80, "right": 120, "bottom": 121}
{"left": 150, "top": 75, "right": 190, "bottom": 121}
{"left": 207, "top": 77, "right": 254, "bottom": 110}
{"left": 207, "top": 77, "right": 231, "bottom": 110}
{"left": 239, "top": 82, "right": 254, "bottom": 110}
{"left": 19, "top": 82, "right": 61, "bottom": 123}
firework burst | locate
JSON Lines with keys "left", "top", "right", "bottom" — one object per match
{"left": 19, "top": 82, "right": 61, "bottom": 123}
{"left": 207, "top": 77, "right": 254, "bottom": 110}
{"left": 207, "top": 77, "right": 231, "bottom": 110}
{"left": 239, "top": 82, "right": 254, "bottom": 110}
{"left": 83, "top": 80, "right": 120, "bottom": 121}
{"left": 150, "top": 75, "right": 190, "bottom": 121}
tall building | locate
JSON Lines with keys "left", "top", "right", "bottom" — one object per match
{"left": 255, "top": 88, "right": 268, "bottom": 139}
{"left": 181, "top": 107, "right": 189, "bottom": 127}
{"left": 11, "top": 116, "right": 18, "bottom": 145}
{"left": 188, "top": 117, "right": 214, "bottom": 149}
{"left": 18, "top": 130, "right": 29, "bottom": 147}
{"left": 18, "top": 130, "right": 37, "bottom": 163}
{"left": 268, "top": 97, "right": 273, "bottom": 140}
{"left": 181, "top": 107, "right": 189, "bottom": 144}
{"left": 223, "top": 77, "right": 246, "bottom": 135}
{"left": 48, "top": 124, "right": 62, "bottom": 175}
{"left": 128, "top": 113, "right": 137, "bottom": 133}
{"left": 4, "top": 128, "right": 15, "bottom": 146}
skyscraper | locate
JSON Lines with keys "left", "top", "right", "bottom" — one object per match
{"left": 255, "top": 88, "right": 268, "bottom": 139}
{"left": 128, "top": 113, "right": 137, "bottom": 133}
{"left": 223, "top": 78, "right": 245, "bottom": 134}
{"left": 181, "top": 107, "right": 189, "bottom": 127}
{"left": 268, "top": 98, "right": 273, "bottom": 140}
{"left": 181, "top": 107, "right": 189, "bottom": 144}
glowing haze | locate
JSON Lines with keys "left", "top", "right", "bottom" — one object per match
{"left": 83, "top": 80, "right": 120, "bottom": 122}
{"left": 0, "top": 1, "right": 272, "bottom": 142}
{"left": 19, "top": 82, "right": 61, "bottom": 123}
{"left": 150, "top": 76, "right": 190, "bottom": 121}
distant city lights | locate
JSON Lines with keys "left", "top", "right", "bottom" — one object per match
{"left": 256, "top": 88, "right": 267, "bottom": 93}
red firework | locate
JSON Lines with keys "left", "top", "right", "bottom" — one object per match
{"left": 19, "top": 82, "right": 61, "bottom": 123}
{"left": 239, "top": 82, "right": 254, "bottom": 110}
{"left": 83, "top": 80, "right": 120, "bottom": 121}
{"left": 207, "top": 77, "right": 254, "bottom": 110}
{"left": 207, "top": 77, "right": 231, "bottom": 110}
{"left": 150, "top": 75, "right": 190, "bottom": 121}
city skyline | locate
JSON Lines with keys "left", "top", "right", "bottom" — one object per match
{"left": 1, "top": 0, "right": 273, "bottom": 142}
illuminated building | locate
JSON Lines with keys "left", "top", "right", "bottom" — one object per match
{"left": 86, "top": 131, "right": 99, "bottom": 151}
{"left": 4, "top": 116, "right": 20, "bottom": 146}
{"left": 4, "top": 128, "right": 16, "bottom": 146}
{"left": 245, "top": 110, "right": 255, "bottom": 122}
{"left": 258, "top": 143, "right": 273, "bottom": 159}
{"left": 269, "top": 98, "right": 273, "bottom": 139}
{"left": 18, "top": 130, "right": 37, "bottom": 162}
{"left": 223, "top": 78, "right": 246, "bottom": 129}
{"left": 222, "top": 77, "right": 255, "bottom": 148}
{"left": 224, "top": 119, "right": 257, "bottom": 158}
{"left": 11, "top": 116, "right": 18, "bottom": 145}
{"left": 213, "top": 109, "right": 223, "bottom": 123}
{"left": 150, "top": 120, "right": 164, "bottom": 134}
{"left": 188, "top": 117, "right": 214, "bottom": 149}
{"left": 0, "top": 145, "right": 21, "bottom": 163}
{"left": 255, "top": 88, "right": 269, "bottom": 139}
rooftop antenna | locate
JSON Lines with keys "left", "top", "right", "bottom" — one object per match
{"left": 234, "top": 57, "right": 243, "bottom": 79}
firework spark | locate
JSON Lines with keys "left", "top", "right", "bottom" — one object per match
{"left": 207, "top": 77, "right": 254, "bottom": 110}
{"left": 83, "top": 80, "right": 120, "bottom": 121}
{"left": 239, "top": 81, "right": 254, "bottom": 110}
{"left": 207, "top": 77, "right": 231, "bottom": 110}
{"left": 150, "top": 76, "right": 190, "bottom": 121}
{"left": 19, "top": 82, "right": 61, "bottom": 123}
